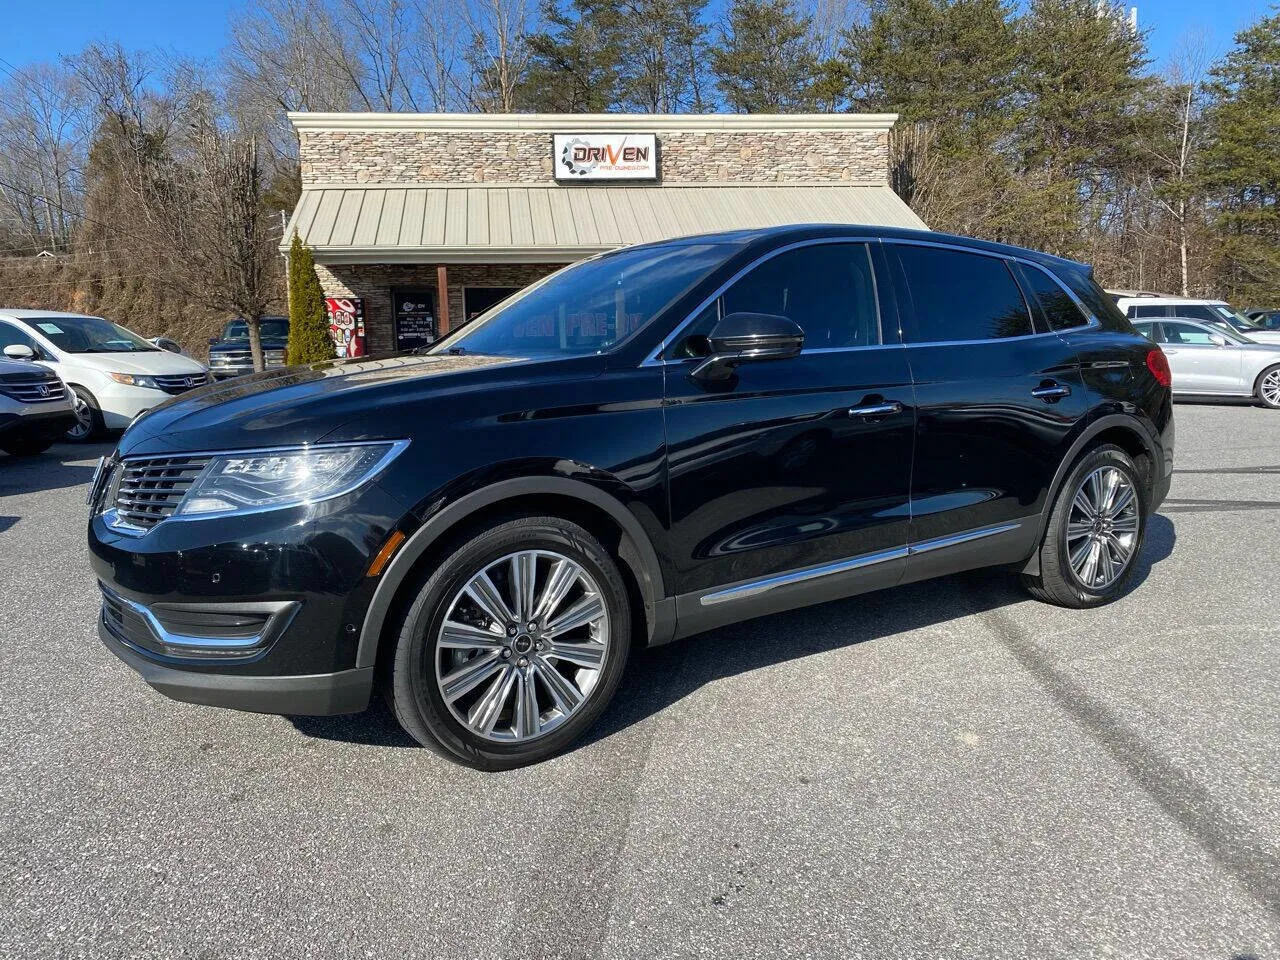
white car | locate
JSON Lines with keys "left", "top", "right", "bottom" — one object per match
{"left": 0, "top": 310, "right": 211, "bottom": 441}
{"left": 1131, "top": 317, "right": 1280, "bottom": 409}
{"left": 1115, "top": 295, "right": 1280, "bottom": 346}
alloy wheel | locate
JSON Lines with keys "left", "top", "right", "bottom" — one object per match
{"left": 434, "top": 549, "right": 611, "bottom": 743}
{"left": 1064, "top": 465, "right": 1140, "bottom": 590}
{"left": 1261, "top": 369, "right": 1280, "bottom": 407}
{"left": 67, "top": 391, "right": 93, "bottom": 440}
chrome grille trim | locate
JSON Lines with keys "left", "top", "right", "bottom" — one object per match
{"left": 107, "top": 455, "right": 212, "bottom": 530}
{"left": 152, "top": 373, "right": 210, "bottom": 394}
{"left": 0, "top": 376, "right": 66, "bottom": 403}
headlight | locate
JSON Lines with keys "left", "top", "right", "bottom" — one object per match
{"left": 110, "top": 372, "right": 161, "bottom": 389}
{"left": 175, "top": 441, "right": 408, "bottom": 517}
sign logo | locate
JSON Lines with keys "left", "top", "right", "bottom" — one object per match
{"left": 182, "top": 378, "right": 194, "bottom": 388}
{"left": 553, "top": 133, "right": 658, "bottom": 182}
{"left": 36, "top": 383, "right": 49, "bottom": 397}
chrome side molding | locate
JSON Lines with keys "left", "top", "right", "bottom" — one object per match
{"left": 698, "top": 521, "right": 1023, "bottom": 607}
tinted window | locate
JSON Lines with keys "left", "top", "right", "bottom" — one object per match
{"left": 1163, "top": 322, "right": 1218, "bottom": 345}
{"left": 1132, "top": 322, "right": 1159, "bottom": 342}
{"left": 895, "top": 246, "right": 1032, "bottom": 343}
{"left": 666, "top": 243, "right": 881, "bottom": 358}
{"left": 722, "top": 244, "right": 879, "bottom": 349}
{"left": 438, "top": 242, "right": 734, "bottom": 357}
{"left": 223, "top": 318, "right": 289, "bottom": 340}
{"left": 0, "top": 322, "right": 41, "bottom": 355}
{"left": 1177, "top": 305, "right": 1218, "bottom": 323}
{"left": 1018, "top": 265, "right": 1089, "bottom": 330}
{"left": 1056, "top": 264, "right": 1122, "bottom": 326}
{"left": 1131, "top": 304, "right": 1167, "bottom": 319}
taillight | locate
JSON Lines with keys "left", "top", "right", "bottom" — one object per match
{"left": 1146, "top": 348, "right": 1172, "bottom": 387}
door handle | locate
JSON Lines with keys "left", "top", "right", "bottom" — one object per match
{"left": 847, "top": 401, "right": 903, "bottom": 418}
{"left": 1031, "top": 383, "right": 1072, "bottom": 402}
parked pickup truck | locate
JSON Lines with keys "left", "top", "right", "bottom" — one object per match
{"left": 208, "top": 316, "right": 289, "bottom": 379}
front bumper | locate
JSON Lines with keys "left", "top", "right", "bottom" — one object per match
{"left": 88, "top": 477, "right": 409, "bottom": 716}
{"left": 0, "top": 404, "right": 77, "bottom": 436}
{"left": 99, "top": 616, "right": 373, "bottom": 714}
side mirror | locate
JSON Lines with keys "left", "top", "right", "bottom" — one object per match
{"left": 3, "top": 343, "right": 35, "bottom": 361}
{"left": 691, "top": 312, "right": 804, "bottom": 383}
{"left": 1209, "top": 333, "right": 1228, "bottom": 347}
{"left": 208, "top": 336, "right": 219, "bottom": 346}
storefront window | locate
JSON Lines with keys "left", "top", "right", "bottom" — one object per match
{"left": 433, "top": 242, "right": 736, "bottom": 357}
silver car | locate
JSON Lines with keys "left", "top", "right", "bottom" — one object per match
{"left": 1133, "top": 317, "right": 1280, "bottom": 409}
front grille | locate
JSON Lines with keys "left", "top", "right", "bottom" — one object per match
{"left": 111, "top": 455, "right": 211, "bottom": 529}
{"left": 0, "top": 374, "right": 66, "bottom": 403}
{"left": 152, "top": 373, "right": 210, "bottom": 395}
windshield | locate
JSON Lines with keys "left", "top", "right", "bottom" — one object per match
{"left": 20, "top": 315, "right": 158, "bottom": 354}
{"left": 223, "top": 318, "right": 289, "bottom": 340}
{"left": 433, "top": 242, "right": 736, "bottom": 358}
{"left": 1212, "top": 305, "right": 1263, "bottom": 330}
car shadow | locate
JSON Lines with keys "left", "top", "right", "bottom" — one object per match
{"left": 290, "top": 514, "right": 1176, "bottom": 754}
{"left": 0, "top": 441, "right": 115, "bottom": 497}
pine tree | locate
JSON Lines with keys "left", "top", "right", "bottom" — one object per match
{"left": 1010, "top": 0, "right": 1150, "bottom": 254}
{"left": 712, "top": 0, "right": 819, "bottom": 113}
{"left": 521, "top": 0, "right": 626, "bottom": 111}
{"left": 1200, "top": 10, "right": 1280, "bottom": 305}
{"left": 844, "top": 0, "right": 1020, "bottom": 236}
{"left": 286, "top": 233, "right": 335, "bottom": 365}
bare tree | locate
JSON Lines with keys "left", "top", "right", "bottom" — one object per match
{"left": 462, "top": 0, "right": 534, "bottom": 112}
{"left": 0, "top": 62, "right": 88, "bottom": 253}
{"left": 1140, "top": 32, "right": 1212, "bottom": 296}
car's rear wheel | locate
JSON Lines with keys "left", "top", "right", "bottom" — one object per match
{"left": 1256, "top": 364, "right": 1280, "bottom": 409}
{"left": 389, "top": 515, "right": 631, "bottom": 769}
{"left": 1022, "top": 444, "right": 1146, "bottom": 608}
{"left": 66, "top": 386, "right": 105, "bottom": 442}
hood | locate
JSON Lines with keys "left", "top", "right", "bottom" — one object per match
{"left": 1243, "top": 330, "right": 1280, "bottom": 345}
{"left": 78, "top": 351, "right": 207, "bottom": 376}
{"left": 0, "top": 358, "right": 52, "bottom": 377}
{"left": 118, "top": 352, "right": 605, "bottom": 457}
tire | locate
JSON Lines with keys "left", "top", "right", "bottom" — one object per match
{"left": 389, "top": 515, "right": 632, "bottom": 770}
{"left": 0, "top": 432, "right": 55, "bottom": 457}
{"left": 66, "top": 386, "right": 105, "bottom": 442}
{"left": 1256, "top": 364, "right": 1280, "bottom": 409}
{"left": 1022, "top": 444, "right": 1147, "bottom": 608}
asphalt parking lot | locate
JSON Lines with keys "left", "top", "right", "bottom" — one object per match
{"left": 1, "top": 402, "right": 1278, "bottom": 960}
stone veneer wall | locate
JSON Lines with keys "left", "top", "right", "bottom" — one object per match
{"left": 316, "top": 262, "right": 564, "bottom": 354}
{"left": 300, "top": 129, "right": 889, "bottom": 187}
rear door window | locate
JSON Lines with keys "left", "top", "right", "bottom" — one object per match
{"left": 893, "top": 245, "right": 1033, "bottom": 343}
{"left": 1163, "top": 322, "right": 1217, "bottom": 345}
{"left": 1131, "top": 304, "right": 1168, "bottom": 319}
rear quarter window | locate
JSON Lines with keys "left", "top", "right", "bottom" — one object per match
{"left": 1055, "top": 265, "right": 1131, "bottom": 330}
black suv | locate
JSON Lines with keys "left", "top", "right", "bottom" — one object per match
{"left": 207, "top": 316, "right": 289, "bottom": 379}
{"left": 88, "top": 225, "right": 1173, "bottom": 769}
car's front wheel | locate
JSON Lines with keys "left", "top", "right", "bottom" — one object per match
{"left": 66, "top": 386, "right": 105, "bottom": 442}
{"left": 1022, "top": 444, "right": 1147, "bottom": 608}
{"left": 389, "top": 515, "right": 631, "bottom": 769}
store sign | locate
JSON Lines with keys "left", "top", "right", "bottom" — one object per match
{"left": 393, "top": 288, "right": 436, "bottom": 352}
{"left": 553, "top": 133, "right": 659, "bottom": 182}
{"left": 324, "top": 297, "right": 366, "bottom": 358}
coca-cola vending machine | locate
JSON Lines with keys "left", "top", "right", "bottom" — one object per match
{"left": 324, "top": 297, "right": 366, "bottom": 358}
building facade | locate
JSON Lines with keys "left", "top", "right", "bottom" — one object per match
{"left": 284, "top": 112, "right": 924, "bottom": 356}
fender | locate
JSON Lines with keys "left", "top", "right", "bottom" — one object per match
{"left": 1021, "top": 413, "right": 1160, "bottom": 576}
{"left": 356, "top": 475, "right": 670, "bottom": 668}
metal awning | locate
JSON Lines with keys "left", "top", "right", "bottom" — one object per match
{"left": 284, "top": 183, "right": 926, "bottom": 263}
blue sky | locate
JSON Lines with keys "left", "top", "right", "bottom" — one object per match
{"left": 4, "top": 0, "right": 1273, "bottom": 77}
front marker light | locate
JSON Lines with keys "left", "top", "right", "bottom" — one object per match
{"left": 174, "top": 441, "right": 408, "bottom": 517}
